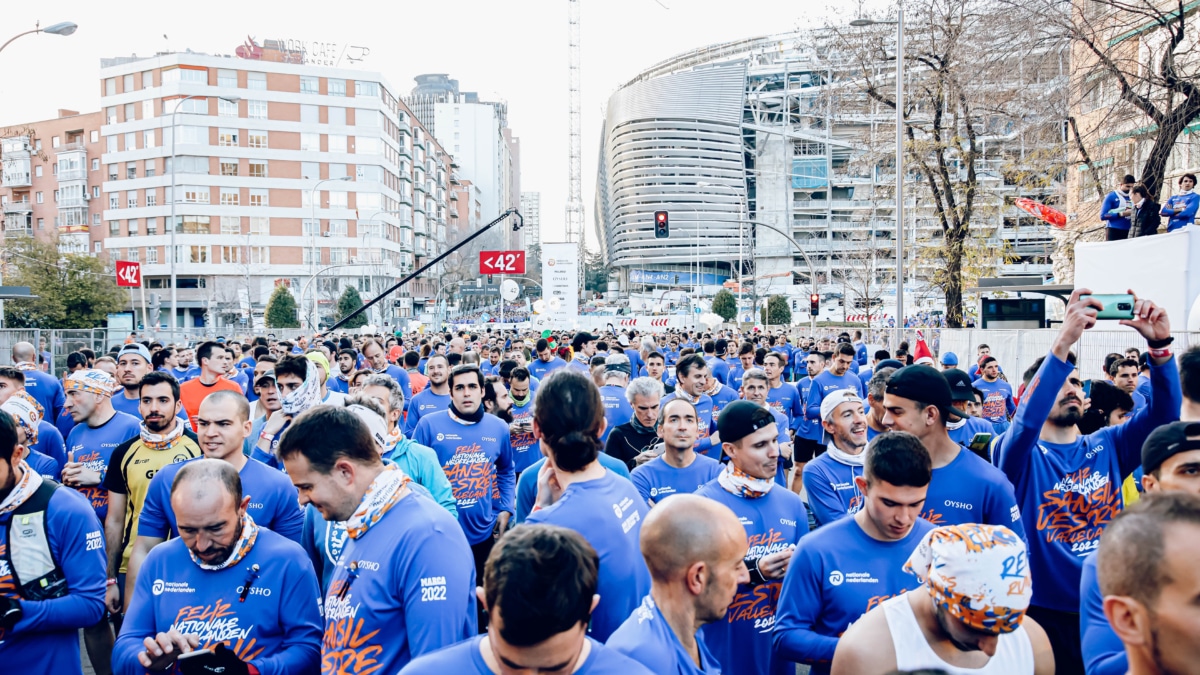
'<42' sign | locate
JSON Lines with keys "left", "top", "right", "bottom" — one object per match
{"left": 115, "top": 260, "right": 142, "bottom": 287}
{"left": 479, "top": 250, "right": 526, "bottom": 275}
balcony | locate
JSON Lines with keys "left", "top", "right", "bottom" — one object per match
{"left": 57, "top": 168, "right": 87, "bottom": 182}
{"left": 2, "top": 201, "right": 32, "bottom": 214}
{"left": 2, "top": 171, "right": 31, "bottom": 188}
{"left": 58, "top": 195, "right": 87, "bottom": 208}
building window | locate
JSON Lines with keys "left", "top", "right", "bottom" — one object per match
{"left": 143, "top": 129, "right": 156, "bottom": 149}
{"left": 182, "top": 186, "right": 209, "bottom": 204}
{"left": 220, "top": 246, "right": 241, "bottom": 264}
{"left": 249, "top": 189, "right": 267, "bottom": 206}
{"left": 177, "top": 125, "right": 207, "bottom": 145}
{"left": 300, "top": 133, "right": 320, "bottom": 151}
{"left": 142, "top": 70, "right": 153, "bottom": 89}
{"left": 328, "top": 220, "right": 348, "bottom": 236}
{"left": 217, "top": 69, "right": 238, "bottom": 88}
{"left": 147, "top": 217, "right": 157, "bottom": 234}
{"left": 357, "top": 110, "right": 381, "bottom": 128}
{"left": 328, "top": 107, "right": 346, "bottom": 126}
{"left": 218, "top": 98, "right": 238, "bottom": 118}
{"left": 174, "top": 215, "right": 211, "bottom": 234}
{"left": 123, "top": 74, "right": 134, "bottom": 92}
{"left": 106, "top": 135, "right": 116, "bottom": 153}
{"left": 145, "top": 161, "right": 156, "bottom": 178}
{"left": 93, "top": 213, "right": 101, "bottom": 226}
{"left": 247, "top": 131, "right": 267, "bottom": 148}
{"left": 128, "top": 193, "right": 137, "bottom": 208}
{"left": 328, "top": 191, "right": 348, "bottom": 208}
{"left": 301, "top": 162, "right": 320, "bottom": 180}
{"left": 109, "top": 194, "right": 119, "bottom": 208}
{"left": 128, "top": 248, "right": 139, "bottom": 263}
{"left": 248, "top": 161, "right": 267, "bottom": 178}
{"left": 35, "top": 192, "right": 43, "bottom": 204}
{"left": 105, "top": 78, "right": 116, "bottom": 96}
{"left": 176, "top": 245, "right": 209, "bottom": 264}
{"left": 220, "top": 159, "right": 239, "bottom": 176}
{"left": 248, "top": 100, "right": 267, "bottom": 119}
{"left": 300, "top": 76, "right": 320, "bottom": 94}
{"left": 247, "top": 72, "right": 266, "bottom": 90}
{"left": 162, "top": 67, "right": 207, "bottom": 85}
{"left": 124, "top": 103, "right": 136, "bottom": 122}
{"left": 91, "top": 158, "right": 99, "bottom": 171}
{"left": 36, "top": 218, "right": 43, "bottom": 230}
{"left": 108, "top": 163, "right": 118, "bottom": 180}
{"left": 300, "top": 105, "right": 319, "bottom": 124}
{"left": 143, "top": 99, "right": 154, "bottom": 119}
{"left": 92, "top": 186, "right": 100, "bottom": 198}
{"left": 126, "top": 162, "right": 137, "bottom": 179}
{"left": 249, "top": 216, "right": 269, "bottom": 235}
{"left": 302, "top": 219, "right": 319, "bottom": 236}
{"left": 51, "top": 136, "right": 60, "bottom": 149}
{"left": 328, "top": 135, "right": 347, "bottom": 153}
{"left": 218, "top": 128, "right": 238, "bottom": 147}
{"left": 95, "top": 242, "right": 102, "bottom": 254}
{"left": 355, "top": 81, "right": 379, "bottom": 98}
{"left": 356, "top": 137, "right": 382, "bottom": 155}
{"left": 128, "top": 219, "right": 139, "bottom": 235}
{"left": 220, "top": 189, "right": 239, "bottom": 206}
{"left": 109, "top": 221, "right": 120, "bottom": 236}
{"left": 329, "top": 163, "right": 347, "bottom": 180}
{"left": 328, "top": 79, "right": 346, "bottom": 97}
{"left": 221, "top": 216, "right": 241, "bottom": 235}
{"left": 147, "top": 247, "right": 158, "bottom": 263}
{"left": 34, "top": 165, "right": 42, "bottom": 178}
{"left": 249, "top": 246, "right": 268, "bottom": 264}
{"left": 146, "top": 191, "right": 156, "bottom": 206}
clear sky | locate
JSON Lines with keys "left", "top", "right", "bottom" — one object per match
{"left": 0, "top": 0, "right": 872, "bottom": 248}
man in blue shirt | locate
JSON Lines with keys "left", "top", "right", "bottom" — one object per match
{"left": 528, "top": 338, "right": 568, "bottom": 381}
{"left": 802, "top": 390, "right": 869, "bottom": 528}
{"left": 112, "top": 344, "right": 189, "bottom": 423}
{"left": 1099, "top": 173, "right": 1135, "bottom": 240}
{"left": 598, "top": 355, "right": 634, "bottom": 444}
{"left": 729, "top": 342, "right": 756, "bottom": 392}
{"left": 12, "top": 341, "right": 65, "bottom": 423}
{"left": 608, "top": 494, "right": 748, "bottom": 674}
{"left": 113, "top": 459, "right": 322, "bottom": 675}
{"left": 630, "top": 398, "right": 721, "bottom": 505}
{"left": 703, "top": 340, "right": 730, "bottom": 386}
{"left": 881, "top": 365, "right": 1025, "bottom": 541}
{"left": 697, "top": 400, "right": 809, "bottom": 675}
{"left": 405, "top": 353, "right": 451, "bottom": 436}
{"left": 362, "top": 338, "right": 413, "bottom": 409}
{"left": 973, "top": 356, "right": 1015, "bottom": 434}
{"left": 805, "top": 343, "right": 865, "bottom": 431}
{"left": 400, "top": 525, "right": 653, "bottom": 675}
{"left": 505, "top": 367, "right": 540, "bottom": 473}
{"left": 993, "top": 289, "right": 1180, "bottom": 675}
{"left": 526, "top": 369, "right": 652, "bottom": 641}
{"left": 280, "top": 405, "right": 477, "bottom": 673}
{"left": 662, "top": 355, "right": 719, "bottom": 457}
{"left": 327, "top": 348, "right": 357, "bottom": 394}
{"left": 0, "top": 411, "right": 106, "bottom": 675}
{"left": 774, "top": 431, "right": 935, "bottom": 675}
{"left": 569, "top": 332, "right": 598, "bottom": 373}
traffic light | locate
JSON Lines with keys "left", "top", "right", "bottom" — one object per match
{"left": 810, "top": 293, "right": 820, "bottom": 316}
{"left": 654, "top": 211, "right": 669, "bottom": 239}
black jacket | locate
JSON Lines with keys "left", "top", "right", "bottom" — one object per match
{"left": 603, "top": 422, "right": 661, "bottom": 471}
{"left": 1133, "top": 199, "right": 1162, "bottom": 237}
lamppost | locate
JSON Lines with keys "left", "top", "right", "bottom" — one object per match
{"left": 0, "top": 21, "right": 77, "bottom": 54}
{"left": 307, "top": 175, "right": 353, "bottom": 330}
{"left": 851, "top": 8, "right": 906, "bottom": 326}
{"left": 299, "top": 262, "right": 377, "bottom": 332}
{"left": 169, "top": 93, "right": 239, "bottom": 337}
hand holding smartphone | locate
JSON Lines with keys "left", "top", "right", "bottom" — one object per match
{"left": 1079, "top": 294, "right": 1135, "bottom": 320}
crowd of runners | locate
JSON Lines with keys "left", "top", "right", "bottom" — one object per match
{"left": 1, "top": 288, "right": 1196, "bottom": 675}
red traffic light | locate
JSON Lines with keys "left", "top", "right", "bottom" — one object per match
{"left": 810, "top": 294, "right": 819, "bottom": 302}
{"left": 656, "top": 212, "right": 667, "bottom": 222}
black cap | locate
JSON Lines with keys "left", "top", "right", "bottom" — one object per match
{"left": 876, "top": 358, "right": 906, "bottom": 371}
{"left": 885, "top": 365, "right": 968, "bottom": 421}
{"left": 572, "top": 332, "right": 596, "bottom": 350}
{"left": 942, "top": 368, "right": 977, "bottom": 403}
{"left": 717, "top": 400, "right": 777, "bottom": 445}
{"left": 1142, "top": 422, "right": 1200, "bottom": 475}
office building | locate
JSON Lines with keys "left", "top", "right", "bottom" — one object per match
{"left": 521, "top": 191, "right": 540, "bottom": 248}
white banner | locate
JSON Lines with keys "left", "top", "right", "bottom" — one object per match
{"left": 542, "top": 243, "right": 580, "bottom": 329}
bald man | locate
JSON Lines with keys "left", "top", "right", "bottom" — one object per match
{"left": 607, "top": 494, "right": 749, "bottom": 673}
{"left": 113, "top": 459, "right": 322, "bottom": 674}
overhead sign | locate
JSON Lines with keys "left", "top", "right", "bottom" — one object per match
{"left": 461, "top": 285, "right": 500, "bottom": 297}
{"left": 629, "top": 269, "right": 728, "bottom": 286}
{"left": 234, "top": 36, "right": 371, "bottom": 66}
{"left": 542, "top": 243, "right": 579, "bottom": 328}
{"left": 115, "top": 261, "right": 141, "bottom": 287}
{"left": 480, "top": 250, "right": 526, "bottom": 275}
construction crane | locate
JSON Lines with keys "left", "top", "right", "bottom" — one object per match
{"left": 566, "top": 0, "right": 583, "bottom": 247}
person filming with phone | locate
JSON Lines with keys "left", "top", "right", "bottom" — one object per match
{"left": 991, "top": 289, "right": 1181, "bottom": 674}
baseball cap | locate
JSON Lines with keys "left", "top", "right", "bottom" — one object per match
{"left": 885, "top": 365, "right": 968, "bottom": 421}
{"left": 346, "top": 404, "right": 391, "bottom": 454}
{"left": 117, "top": 343, "right": 153, "bottom": 365}
{"left": 254, "top": 370, "right": 277, "bottom": 388}
{"left": 820, "top": 389, "right": 864, "bottom": 422}
{"left": 716, "top": 400, "right": 777, "bottom": 445}
{"left": 941, "top": 368, "right": 977, "bottom": 403}
{"left": 875, "top": 358, "right": 906, "bottom": 371}
{"left": 940, "top": 351, "right": 959, "bottom": 366}
{"left": 572, "top": 332, "right": 597, "bottom": 350}
{"left": 1142, "top": 421, "right": 1200, "bottom": 475}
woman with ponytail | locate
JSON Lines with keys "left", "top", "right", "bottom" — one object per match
{"left": 527, "top": 369, "right": 652, "bottom": 642}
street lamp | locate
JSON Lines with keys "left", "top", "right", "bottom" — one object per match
{"left": 851, "top": 9, "right": 906, "bottom": 327}
{"left": 307, "top": 175, "right": 354, "bottom": 330}
{"left": 0, "top": 21, "right": 78, "bottom": 54}
{"left": 168, "top": 93, "right": 239, "bottom": 337}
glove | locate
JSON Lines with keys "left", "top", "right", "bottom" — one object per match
{"left": 0, "top": 595, "right": 22, "bottom": 631}
{"left": 177, "top": 644, "right": 251, "bottom": 675}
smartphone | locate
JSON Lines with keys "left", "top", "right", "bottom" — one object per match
{"left": 968, "top": 432, "right": 993, "bottom": 454}
{"left": 176, "top": 649, "right": 216, "bottom": 675}
{"left": 1081, "top": 294, "right": 1135, "bottom": 320}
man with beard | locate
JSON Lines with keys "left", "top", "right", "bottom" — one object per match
{"left": 404, "top": 353, "right": 451, "bottom": 436}
{"left": 112, "top": 344, "right": 187, "bottom": 423}
{"left": 696, "top": 400, "right": 808, "bottom": 675}
{"left": 127, "top": 391, "right": 305, "bottom": 601}
{"left": 832, "top": 524, "right": 1054, "bottom": 674}
{"left": 802, "top": 390, "right": 869, "bottom": 527}
{"left": 506, "top": 367, "right": 540, "bottom": 474}
{"left": 630, "top": 398, "right": 721, "bottom": 506}
{"left": 0, "top": 411, "right": 106, "bottom": 675}
{"left": 992, "top": 289, "right": 1180, "bottom": 675}
{"left": 327, "top": 347, "right": 357, "bottom": 394}
{"left": 482, "top": 375, "right": 513, "bottom": 422}
{"left": 101, "top": 372, "right": 201, "bottom": 617}
{"left": 114, "top": 459, "right": 322, "bottom": 675}
{"left": 608, "top": 495, "right": 749, "bottom": 672}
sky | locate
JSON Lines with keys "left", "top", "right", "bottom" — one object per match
{"left": 0, "top": 0, "right": 868, "bottom": 249}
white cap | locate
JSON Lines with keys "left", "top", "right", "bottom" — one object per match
{"left": 346, "top": 404, "right": 391, "bottom": 454}
{"left": 820, "top": 388, "right": 864, "bottom": 422}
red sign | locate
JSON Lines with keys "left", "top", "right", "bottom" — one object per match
{"left": 115, "top": 261, "right": 142, "bottom": 287}
{"left": 479, "top": 250, "right": 526, "bottom": 275}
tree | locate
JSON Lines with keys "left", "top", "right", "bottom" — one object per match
{"left": 3, "top": 236, "right": 125, "bottom": 328}
{"left": 336, "top": 286, "right": 368, "bottom": 328}
{"left": 584, "top": 248, "right": 609, "bottom": 294}
{"left": 711, "top": 288, "right": 738, "bottom": 323}
{"left": 766, "top": 294, "right": 792, "bottom": 326}
{"left": 265, "top": 284, "right": 300, "bottom": 328}
{"left": 829, "top": 0, "right": 1067, "bottom": 326}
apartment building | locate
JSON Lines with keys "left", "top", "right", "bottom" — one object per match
{"left": 0, "top": 110, "right": 106, "bottom": 254}
{"left": 96, "top": 47, "right": 452, "bottom": 329}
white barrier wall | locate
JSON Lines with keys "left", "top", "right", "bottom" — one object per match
{"left": 1075, "top": 228, "right": 1200, "bottom": 330}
